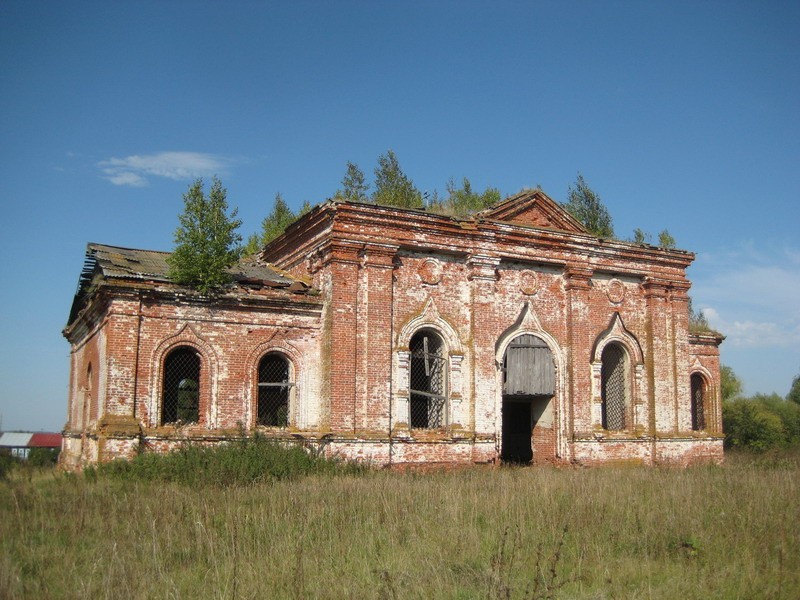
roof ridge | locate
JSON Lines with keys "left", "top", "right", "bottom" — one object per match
{"left": 89, "top": 242, "right": 171, "bottom": 255}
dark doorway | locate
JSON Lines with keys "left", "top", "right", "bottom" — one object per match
{"left": 502, "top": 399, "right": 533, "bottom": 463}
{"left": 501, "top": 334, "right": 555, "bottom": 464}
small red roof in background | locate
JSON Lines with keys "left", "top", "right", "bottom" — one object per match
{"left": 28, "top": 432, "right": 62, "bottom": 448}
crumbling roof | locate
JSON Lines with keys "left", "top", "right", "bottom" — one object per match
{"left": 81, "top": 243, "right": 298, "bottom": 287}
{"left": 68, "top": 243, "right": 311, "bottom": 326}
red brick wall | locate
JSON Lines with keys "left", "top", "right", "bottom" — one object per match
{"left": 64, "top": 198, "right": 723, "bottom": 468}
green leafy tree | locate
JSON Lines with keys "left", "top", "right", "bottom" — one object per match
{"left": 372, "top": 150, "right": 423, "bottom": 209}
{"left": 167, "top": 177, "right": 243, "bottom": 294}
{"left": 788, "top": 373, "right": 800, "bottom": 405}
{"left": 335, "top": 162, "right": 370, "bottom": 203}
{"left": 563, "top": 173, "right": 614, "bottom": 238}
{"left": 297, "top": 199, "right": 312, "bottom": 217}
{"left": 632, "top": 228, "right": 651, "bottom": 244}
{"left": 243, "top": 233, "right": 262, "bottom": 256}
{"left": 720, "top": 365, "right": 743, "bottom": 401}
{"left": 760, "top": 393, "right": 800, "bottom": 445}
{"left": 438, "top": 177, "right": 501, "bottom": 217}
{"left": 259, "top": 192, "right": 296, "bottom": 246}
{"left": 244, "top": 195, "right": 316, "bottom": 256}
{"left": 723, "top": 397, "right": 786, "bottom": 451}
{"left": 658, "top": 229, "right": 676, "bottom": 249}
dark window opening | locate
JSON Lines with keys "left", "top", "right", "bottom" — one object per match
{"left": 258, "top": 354, "right": 292, "bottom": 427}
{"left": 691, "top": 373, "right": 706, "bottom": 431}
{"left": 409, "top": 331, "right": 447, "bottom": 429}
{"left": 162, "top": 347, "right": 200, "bottom": 424}
{"left": 601, "top": 343, "right": 627, "bottom": 430}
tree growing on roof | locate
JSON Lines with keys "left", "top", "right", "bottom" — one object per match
{"left": 244, "top": 195, "right": 315, "bottom": 255}
{"left": 167, "top": 177, "right": 243, "bottom": 294}
{"left": 372, "top": 150, "right": 424, "bottom": 209}
{"left": 631, "top": 228, "right": 651, "bottom": 244}
{"left": 335, "top": 161, "right": 370, "bottom": 203}
{"left": 429, "top": 177, "right": 501, "bottom": 217}
{"left": 658, "top": 229, "right": 677, "bottom": 249}
{"left": 259, "top": 193, "right": 297, "bottom": 247}
{"left": 563, "top": 173, "right": 615, "bottom": 238}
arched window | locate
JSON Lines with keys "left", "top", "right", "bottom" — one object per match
{"left": 691, "top": 373, "right": 706, "bottom": 431}
{"left": 409, "top": 330, "right": 447, "bottom": 429}
{"left": 162, "top": 346, "right": 200, "bottom": 424}
{"left": 257, "top": 353, "right": 292, "bottom": 427}
{"left": 601, "top": 343, "right": 628, "bottom": 430}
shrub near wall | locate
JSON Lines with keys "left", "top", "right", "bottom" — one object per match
{"left": 723, "top": 394, "right": 800, "bottom": 451}
{"left": 89, "top": 435, "right": 364, "bottom": 487}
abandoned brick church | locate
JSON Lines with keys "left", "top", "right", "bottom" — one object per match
{"left": 61, "top": 190, "right": 724, "bottom": 468}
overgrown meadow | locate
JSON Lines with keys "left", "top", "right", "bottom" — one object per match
{"left": 1, "top": 441, "right": 798, "bottom": 599}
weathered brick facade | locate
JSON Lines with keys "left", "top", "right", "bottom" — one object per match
{"left": 62, "top": 190, "right": 723, "bottom": 468}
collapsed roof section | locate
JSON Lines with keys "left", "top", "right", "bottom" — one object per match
{"left": 66, "top": 243, "right": 314, "bottom": 327}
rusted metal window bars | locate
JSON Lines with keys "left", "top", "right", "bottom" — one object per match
{"left": 409, "top": 332, "right": 447, "bottom": 429}
{"left": 601, "top": 343, "right": 627, "bottom": 430}
{"left": 258, "top": 354, "right": 293, "bottom": 427}
{"left": 162, "top": 347, "right": 201, "bottom": 424}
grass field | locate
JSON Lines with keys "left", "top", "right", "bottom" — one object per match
{"left": 1, "top": 451, "right": 798, "bottom": 599}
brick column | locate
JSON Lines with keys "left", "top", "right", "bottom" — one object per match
{"left": 98, "top": 297, "right": 142, "bottom": 461}
{"left": 565, "top": 266, "right": 593, "bottom": 440}
{"left": 467, "top": 254, "right": 500, "bottom": 438}
{"left": 321, "top": 240, "right": 362, "bottom": 433}
{"left": 669, "top": 281, "right": 692, "bottom": 433}
{"left": 356, "top": 243, "right": 398, "bottom": 435}
{"left": 643, "top": 278, "right": 670, "bottom": 434}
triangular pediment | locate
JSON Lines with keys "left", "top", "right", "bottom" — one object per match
{"left": 477, "top": 190, "right": 587, "bottom": 234}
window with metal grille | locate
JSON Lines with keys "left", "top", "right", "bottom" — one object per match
{"left": 409, "top": 330, "right": 447, "bottom": 429}
{"left": 691, "top": 373, "right": 706, "bottom": 431}
{"left": 601, "top": 343, "right": 628, "bottom": 430}
{"left": 162, "top": 347, "right": 200, "bottom": 424}
{"left": 257, "top": 353, "right": 293, "bottom": 427}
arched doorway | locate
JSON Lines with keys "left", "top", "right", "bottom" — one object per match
{"left": 501, "top": 334, "right": 555, "bottom": 463}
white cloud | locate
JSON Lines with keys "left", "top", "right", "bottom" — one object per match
{"left": 703, "top": 307, "right": 800, "bottom": 348}
{"left": 693, "top": 244, "right": 800, "bottom": 349}
{"left": 97, "top": 151, "right": 231, "bottom": 186}
{"left": 105, "top": 171, "right": 147, "bottom": 187}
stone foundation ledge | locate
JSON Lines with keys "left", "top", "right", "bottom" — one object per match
{"left": 571, "top": 437, "right": 724, "bottom": 467}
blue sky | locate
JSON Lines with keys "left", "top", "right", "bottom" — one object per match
{"left": 1, "top": 1, "right": 798, "bottom": 432}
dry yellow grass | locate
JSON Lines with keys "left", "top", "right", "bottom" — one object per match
{"left": 1, "top": 451, "right": 798, "bottom": 599}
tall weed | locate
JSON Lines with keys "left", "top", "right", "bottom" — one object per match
{"left": 90, "top": 434, "right": 365, "bottom": 486}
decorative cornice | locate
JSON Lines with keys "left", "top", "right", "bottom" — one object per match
{"left": 565, "top": 266, "right": 593, "bottom": 290}
{"left": 466, "top": 254, "right": 500, "bottom": 281}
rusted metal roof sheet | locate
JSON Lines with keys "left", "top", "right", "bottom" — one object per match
{"left": 87, "top": 244, "right": 173, "bottom": 282}
{"left": 28, "top": 432, "right": 62, "bottom": 448}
